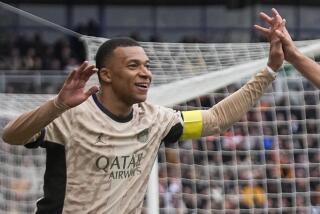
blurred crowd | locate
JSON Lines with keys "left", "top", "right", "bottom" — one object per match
{"left": 0, "top": 18, "right": 204, "bottom": 72}
{"left": 156, "top": 86, "right": 320, "bottom": 214}
{"left": 0, "top": 27, "right": 206, "bottom": 94}
{"left": 0, "top": 28, "right": 320, "bottom": 214}
{"left": 0, "top": 33, "right": 85, "bottom": 71}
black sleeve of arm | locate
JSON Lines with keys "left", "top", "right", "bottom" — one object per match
{"left": 24, "top": 129, "right": 46, "bottom": 149}
{"left": 162, "top": 122, "right": 183, "bottom": 145}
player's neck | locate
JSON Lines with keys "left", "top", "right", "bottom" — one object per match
{"left": 97, "top": 90, "right": 133, "bottom": 118}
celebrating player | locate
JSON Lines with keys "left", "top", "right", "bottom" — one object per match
{"left": 2, "top": 35, "right": 283, "bottom": 213}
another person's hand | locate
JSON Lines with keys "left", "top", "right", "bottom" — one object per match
{"left": 56, "top": 61, "right": 99, "bottom": 108}
{"left": 254, "top": 8, "right": 300, "bottom": 64}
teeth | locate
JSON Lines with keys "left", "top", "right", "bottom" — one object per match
{"left": 136, "top": 83, "right": 148, "bottom": 88}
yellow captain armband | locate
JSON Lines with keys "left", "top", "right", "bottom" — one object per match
{"left": 181, "top": 110, "right": 203, "bottom": 140}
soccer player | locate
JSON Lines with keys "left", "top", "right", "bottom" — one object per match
{"left": 2, "top": 36, "right": 283, "bottom": 213}
{"left": 255, "top": 8, "right": 320, "bottom": 88}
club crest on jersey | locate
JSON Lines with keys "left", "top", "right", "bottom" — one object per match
{"left": 137, "top": 129, "right": 149, "bottom": 143}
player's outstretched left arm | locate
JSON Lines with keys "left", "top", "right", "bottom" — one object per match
{"left": 181, "top": 29, "right": 283, "bottom": 139}
{"left": 2, "top": 61, "right": 98, "bottom": 145}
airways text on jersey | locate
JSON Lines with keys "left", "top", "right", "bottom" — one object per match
{"left": 96, "top": 152, "right": 143, "bottom": 180}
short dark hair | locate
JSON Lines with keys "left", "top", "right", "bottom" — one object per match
{"left": 95, "top": 37, "right": 141, "bottom": 82}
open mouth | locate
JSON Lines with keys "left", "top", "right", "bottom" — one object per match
{"left": 135, "top": 83, "right": 149, "bottom": 89}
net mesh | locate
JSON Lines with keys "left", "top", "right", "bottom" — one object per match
{"left": 156, "top": 70, "right": 320, "bottom": 213}
{"left": 82, "top": 35, "right": 319, "bottom": 84}
{"left": 0, "top": 36, "right": 320, "bottom": 213}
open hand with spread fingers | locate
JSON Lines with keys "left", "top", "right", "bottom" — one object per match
{"left": 255, "top": 8, "right": 320, "bottom": 88}
{"left": 254, "top": 8, "right": 299, "bottom": 64}
{"left": 257, "top": 8, "right": 285, "bottom": 72}
{"left": 56, "top": 61, "right": 99, "bottom": 108}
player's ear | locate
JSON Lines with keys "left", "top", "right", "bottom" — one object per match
{"left": 99, "top": 67, "right": 112, "bottom": 83}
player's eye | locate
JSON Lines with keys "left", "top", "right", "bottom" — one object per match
{"left": 128, "top": 63, "right": 138, "bottom": 69}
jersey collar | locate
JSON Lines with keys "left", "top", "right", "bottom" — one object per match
{"left": 92, "top": 94, "right": 133, "bottom": 123}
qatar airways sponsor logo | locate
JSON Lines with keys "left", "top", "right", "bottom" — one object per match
{"left": 95, "top": 152, "right": 143, "bottom": 179}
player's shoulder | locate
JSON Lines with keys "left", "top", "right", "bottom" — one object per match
{"left": 71, "top": 95, "right": 96, "bottom": 113}
{"left": 137, "top": 102, "right": 181, "bottom": 118}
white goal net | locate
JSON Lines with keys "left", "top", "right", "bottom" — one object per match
{"left": 1, "top": 36, "right": 320, "bottom": 214}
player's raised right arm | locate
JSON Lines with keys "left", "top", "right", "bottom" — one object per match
{"left": 2, "top": 61, "right": 99, "bottom": 145}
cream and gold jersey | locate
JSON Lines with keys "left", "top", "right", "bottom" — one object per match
{"left": 27, "top": 94, "right": 183, "bottom": 213}
{"left": 16, "top": 68, "right": 276, "bottom": 214}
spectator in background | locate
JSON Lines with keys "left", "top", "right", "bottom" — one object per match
{"left": 240, "top": 182, "right": 267, "bottom": 209}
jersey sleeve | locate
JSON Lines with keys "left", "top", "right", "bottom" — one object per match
{"left": 2, "top": 97, "right": 69, "bottom": 146}
{"left": 201, "top": 68, "right": 275, "bottom": 136}
{"left": 43, "top": 109, "right": 73, "bottom": 145}
{"left": 24, "top": 109, "right": 74, "bottom": 148}
{"left": 178, "top": 68, "right": 275, "bottom": 140}
{"left": 159, "top": 107, "right": 184, "bottom": 144}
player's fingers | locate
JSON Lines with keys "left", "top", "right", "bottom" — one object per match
{"left": 278, "top": 19, "right": 286, "bottom": 31}
{"left": 275, "top": 29, "right": 283, "bottom": 37}
{"left": 259, "top": 12, "right": 273, "bottom": 25}
{"left": 65, "top": 69, "right": 78, "bottom": 84}
{"left": 271, "top": 8, "right": 282, "bottom": 19}
{"left": 68, "top": 61, "right": 90, "bottom": 82}
{"left": 83, "top": 64, "right": 96, "bottom": 73}
{"left": 254, "top": 24, "right": 270, "bottom": 32}
{"left": 282, "top": 19, "right": 286, "bottom": 26}
{"left": 281, "top": 19, "right": 290, "bottom": 35}
{"left": 275, "top": 30, "right": 290, "bottom": 44}
{"left": 254, "top": 25, "right": 271, "bottom": 37}
{"left": 273, "top": 15, "right": 283, "bottom": 28}
{"left": 271, "top": 9, "right": 283, "bottom": 28}
{"left": 283, "top": 26, "right": 292, "bottom": 40}
{"left": 81, "top": 67, "right": 98, "bottom": 82}
{"left": 79, "top": 64, "right": 95, "bottom": 78}
{"left": 77, "top": 61, "right": 89, "bottom": 73}
{"left": 84, "top": 85, "right": 99, "bottom": 97}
